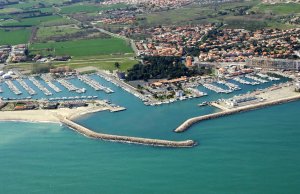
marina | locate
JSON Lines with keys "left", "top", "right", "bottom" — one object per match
{"left": 57, "top": 78, "right": 80, "bottom": 92}
{"left": 245, "top": 74, "right": 268, "bottom": 83}
{"left": 5, "top": 80, "right": 22, "bottom": 95}
{"left": 203, "top": 83, "right": 232, "bottom": 94}
{"left": 217, "top": 80, "right": 241, "bottom": 91}
{"left": 78, "top": 75, "right": 114, "bottom": 93}
{"left": 16, "top": 79, "right": 36, "bottom": 96}
{"left": 46, "top": 81, "right": 62, "bottom": 93}
{"left": 233, "top": 77, "right": 259, "bottom": 85}
{"left": 29, "top": 77, "right": 52, "bottom": 96}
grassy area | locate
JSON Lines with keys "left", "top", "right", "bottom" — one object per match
{"left": 252, "top": 3, "right": 300, "bottom": 15}
{"left": 29, "top": 37, "right": 133, "bottom": 57}
{"left": 5, "top": 54, "right": 138, "bottom": 72}
{"left": 36, "top": 25, "right": 80, "bottom": 40}
{"left": 55, "top": 55, "right": 138, "bottom": 72}
{"left": 0, "top": 28, "right": 31, "bottom": 45}
{"left": 0, "top": 7, "right": 22, "bottom": 14}
{"left": 0, "top": 15, "right": 62, "bottom": 26}
{"left": 59, "top": 3, "right": 127, "bottom": 14}
{"left": 139, "top": 1, "right": 299, "bottom": 29}
{"left": 139, "top": 5, "right": 215, "bottom": 26}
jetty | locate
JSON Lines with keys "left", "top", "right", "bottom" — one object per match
{"left": 58, "top": 115, "right": 195, "bottom": 148}
{"left": 175, "top": 85, "right": 300, "bottom": 133}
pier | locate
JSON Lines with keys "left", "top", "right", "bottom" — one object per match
{"left": 5, "top": 80, "right": 22, "bottom": 95}
{"left": 175, "top": 92, "right": 300, "bottom": 133}
{"left": 17, "top": 79, "right": 36, "bottom": 95}
{"left": 78, "top": 75, "right": 113, "bottom": 93}
{"left": 29, "top": 77, "right": 52, "bottom": 96}
{"left": 46, "top": 81, "right": 61, "bottom": 93}
{"left": 59, "top": 116, "right": 196, "bottom": 148}
{"left": 57, "top": 79, "right": 79, "bottom": 92}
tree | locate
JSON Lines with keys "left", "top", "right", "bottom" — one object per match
{"left": 114, "top": 62, "right": 120, "bottom": 69}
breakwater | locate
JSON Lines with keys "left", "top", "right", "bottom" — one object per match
{"left": 175, "top": 95, "right": 300, "bottom": 133}
{"left": 60, "top": 116, "right": 196, "bottom": 148}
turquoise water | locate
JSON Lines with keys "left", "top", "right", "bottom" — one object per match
{"left": 1, "top": 75, "right": 300, "bottom": 193}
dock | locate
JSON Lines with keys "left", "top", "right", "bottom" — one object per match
{"left": 57, "top": 79, "right": 79, "bottom": 92}
{"left": 16, "top": 79, "right": 36, "bottom": 96}
{"left": 78, "top": 75, "right": 113, "bottom": 93}
{"left": 29, "top": 77, "right": 52, "bottom": 96}
{"left": 46, "top": 81, "right": 61, "bottom": 93}
{"left": 5, "top": 80, "right": 22, "bottom": 95}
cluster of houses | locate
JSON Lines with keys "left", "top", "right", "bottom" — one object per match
{"left": 198, "top": 28, "right": 300, "bottom": 62}
{"left": 97, "top": 7, "right": 140, "bottom": 25}
{"left": 0, "top": 44, "right": 27, "bottom": 63}
{"left": 102, "top": 0, "right": 193, "bottom": 10}
{"left": 121, "top": 24, "right": 214, "bottom": 56}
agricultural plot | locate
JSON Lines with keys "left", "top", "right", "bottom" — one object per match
{"left": 252, "top": 3, "right": 300, "bottom": 15}
{"left": 0, "top": 15, "right": 62, "bottom": 26}
{"left": 59, "top": 3, "right": 127, "bottom": 14}
{"left": 29, "top": 38, "right": 133, "bottom": 57}
{"left": 36, "top": 25, "right": 81, "bottom": 41}
{"left": 0, "top": 28, "right": 31, "bottom": 45}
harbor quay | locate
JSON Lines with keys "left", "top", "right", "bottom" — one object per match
{"left": 175, "top": 83, "right": 300, "bottom": 133}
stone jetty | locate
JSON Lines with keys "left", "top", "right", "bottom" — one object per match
{"left": 175, "top": 95, "right": 300, "bottom": 133}
{"left": 59, "top": 116, "right": 196, "bottom": 148}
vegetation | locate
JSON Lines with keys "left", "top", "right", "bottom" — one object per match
{"left": 0, "top": 15, "right": 62, "bottom": 26}
{"left": 126, "top": 56, "right": 198, "bottom": 81}
{"left": 31, "top": 63, "right": 52, "bottom": 74}
{"left": 0, "top": 28, "right": 31, "bottom": 45}
{"left": 29, "top": 38, "right": 133, "bottom": 57}
{"left": 59, "top": 3, "right": 127, "bottom": 14}
{"left": 252, "top": 3, "right": 300, "bottom": 15}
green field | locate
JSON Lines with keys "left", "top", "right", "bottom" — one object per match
{"left": 59, "top": 3, "right": 127, "bottom": 14}
{"left": 36, "top": 25, "right": 81, "bottom": 40}
{"left": 253, "top": 3, "right": 300, "bottom": 15}
{"left": 5, "top": 54, "right": 138, "bottom": 72}
{"left": 0, "top": 28, "right": 30, "bottom": 45}
{"left": 0, "top": 15, "right": 62, "bottom": 26}
{"left": 29, "top": 38, "right": 133, "bottom": 57}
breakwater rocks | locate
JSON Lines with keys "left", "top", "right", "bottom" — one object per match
{"left": 175, "top": 95, "right": 300, "bottom": 133}
{"left": 60, "top": 117, "right": 196, "bottom": 148}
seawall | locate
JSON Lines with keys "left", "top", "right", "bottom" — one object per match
{"left": 175, "top": 95, "right": 300, "bottom": 133}
{"left": 60, "top": 117, "right": 196, "bottom": 148}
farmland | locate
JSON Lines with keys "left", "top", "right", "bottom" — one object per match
{"left": 29, "top": 38, "right": 133, "bottom": 57}
{"left": 59, "top": 3, "right": 128, "bottom": 14}
{"left": 0, "top": 28, "right": 31, "bottom": 45}
{"left": 36, "top": 25, "right": 81, "bottom": 41}
{"left": 252, "top": 3, "right": 300, "bottom": 15}
{"left": 0, "top": 15, "right": 62, "bottom": 27}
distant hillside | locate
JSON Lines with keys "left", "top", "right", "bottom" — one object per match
{"left": 262, "top": 0, "right": 300, "bottom": 4}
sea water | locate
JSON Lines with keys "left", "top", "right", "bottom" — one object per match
{"left": 0, "top": 75, "right": 299, "bottom": 193}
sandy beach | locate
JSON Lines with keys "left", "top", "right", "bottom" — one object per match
{"left": 0, "top": 106, "right": 109, "bottom": 123}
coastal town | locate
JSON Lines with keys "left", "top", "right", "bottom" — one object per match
{"left": 0, "top": 0, "right": 300, "bottom": 147}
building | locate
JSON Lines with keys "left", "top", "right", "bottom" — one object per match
{"left": 246, "top": 57, "right": 300, "bottom": 71}
{"left": 295, "top": 81, "right": 300, "bottom": 92}
{"left": 185, "top": 56, "right": 193, "bottom": 67}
